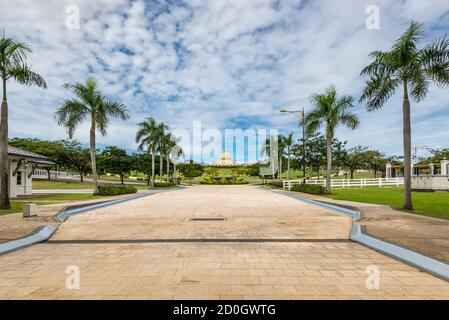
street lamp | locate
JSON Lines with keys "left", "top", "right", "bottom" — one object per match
{"left": 280, "top": 107, "right": 306, "bottom": 181}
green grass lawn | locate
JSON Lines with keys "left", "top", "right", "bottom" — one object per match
{"left": 327, "top": 187, "right": 449, "bottom": 220}
{"left": 0, "top": 193, "right": 104, "bottom": 216}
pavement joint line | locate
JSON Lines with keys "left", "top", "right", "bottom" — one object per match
{"left": 266, "top": 187, "right": 449, "bottom": 283}
{"left": 45, "top": 238, "right": 352, "bottom": 244}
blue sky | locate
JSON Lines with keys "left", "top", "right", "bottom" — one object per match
{"left": 2, "top": 0, "right": 449, "bottom": 163}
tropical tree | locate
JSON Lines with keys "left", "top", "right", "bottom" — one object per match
{"left": 304, "top": 85, "right": 359, "bottom": 193}
{"left": 98, "top": 146, "right": 133, "bottom": 185}
{"left": 283, "top": 133, "right": 294, "bottom": 179}
{"left": 155, "top": 122, "right": 168, "bottom": 182}
{"left": 55, "top": 77, "right": 129, "bottom": 193}
{"left": 359, "top": 21, "right": 449, "bottom": 209}
{"left": 0, "top": 36, "right": 47, "bottom": 209}
{"left": 136, "top": 117, "right": 159, "bottom": 187}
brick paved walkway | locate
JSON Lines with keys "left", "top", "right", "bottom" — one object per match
{"left": 0, "top": 186, "right": 448, "bottom": 299}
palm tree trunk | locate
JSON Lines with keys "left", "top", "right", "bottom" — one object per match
{"left": 159, "top": 153, "right": 163, "bottom": 182}
{"left": 89, "top": 118, "right": 99, "bottom": 194}
{"left": 402, "top": 83, "right": 413, "bottom": 210}
{"left": 151, "top": 148, "right": 155, "bottom": 187}
{"left": 287, "top": 147, "right": 291, "bottom": 180}
{"left": 325, "top": 130, "right": 333, "bottom": 193}
{"left": 0, "top": 77, "right": 10, "bottom": 209}
{"left": 166, "top": 155, "right": 170, "bottom": 182}
{"left": 174, "top": 161, "right": 177, "bottom": 185}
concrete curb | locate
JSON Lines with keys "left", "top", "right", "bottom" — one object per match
{"left": 0, "top": 190, "right": 164, "bottom": 255}
{"left": 271, "top": 189, "right": 360, "bottom": 220}
{"left": 56, "top": 191, "right": 157, "bottom": 222}
{"left": 0, "top": 225, "right": 58, "bottom": 255}
{"left": 351, "top": 224, "right": 449, "bottom": 282}
{"left": 267, "top": 188, "right": 449, "bottom": 282}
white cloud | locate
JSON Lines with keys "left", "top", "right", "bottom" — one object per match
{"left": 1, "top": 0, "right": 449, "bottom": 163}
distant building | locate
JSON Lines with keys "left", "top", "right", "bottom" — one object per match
{"left": 0, "top": 146, "right": 54, "bottom": 198}
{"left": 386, "top": 159, "right": 449, "bottom": 191}
{"left": 211, "top": 151, "right": 238, "bottom": 167}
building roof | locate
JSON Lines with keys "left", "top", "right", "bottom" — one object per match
{"left": 7, "top": 146, "right": 54, "bottom": 166}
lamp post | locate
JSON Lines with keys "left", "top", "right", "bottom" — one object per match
{"left": 280, "top": 107, "right": 306, "bottom": 182}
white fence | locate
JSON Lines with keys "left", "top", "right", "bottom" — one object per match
{"left": 33, "top": 169, "right": 75, "bottom": 177}
{"left": 283, "top": 178, "right": 404, "bottom": 190}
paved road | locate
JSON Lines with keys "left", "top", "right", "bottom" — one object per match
{"left": 0, "top": 185, "right": 448, "bottom": 299}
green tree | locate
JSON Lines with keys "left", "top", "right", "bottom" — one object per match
{"left": 136, "top": 117, "right": 159, "bottom": 187}
{"left": 0, "top": 36, "right": 47, "bottom": 209}
{"left": 359, "top": 21, "right": 449, "bottom": 210}
{"left": 304, "top": 85, "right": 359, "bottom": 192}
{"left": 177, "top": 162, "right": 204, "bottom": 179}
{"left": 342, "top": 146, "right": 368, "bottom": 179}
{"left": 55, "top": 77, "right": 129, "bottom": 193}
{"left": 59, "top": 140, "right": 91, "bottom": 182}
{"left": 98, "top": 146, "right": 133, "bottom": 184}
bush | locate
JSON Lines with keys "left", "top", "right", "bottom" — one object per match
{"left": 96, "top": 184, "right": 138, "bottom": 196}
{"left": 200, "top": 176, "right": 249, "bottom": 185}
{"left": 291, "top": 183, "right": 327, "bottom": 195}
{"left": 154, "top": 182, "right": 176, "bottom": 187}
{"left": 266, "top": 181, "right": 283, "bottom": 188}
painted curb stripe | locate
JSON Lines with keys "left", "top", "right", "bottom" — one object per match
{"left": 266, "top": 187, "right": 449, "bottom": 282}
{"left": 271, "top": 189, "right": 360, "bottom": 220}
{"left": 56, "top": 191, "right": 157, "bottom": 222}
{"left": 0, "top": 225, "right": 58, "bottom": 254}
{"left": 351, "top": 224, "right": 449, "bottom": 282}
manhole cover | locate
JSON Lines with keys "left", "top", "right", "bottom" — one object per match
{"left": 190, "top": 218, "right": 227, "bottom": 221}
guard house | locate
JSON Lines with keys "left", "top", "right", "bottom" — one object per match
{"left": 0, "top": 146, "right": 54, "bottom": 198}
{"left": 386, "top": 159, "right": 449, "bottom": 191}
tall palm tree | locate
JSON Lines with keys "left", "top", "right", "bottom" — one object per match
{"left": 304, "top": 85, "right": 359, "bottom": 193}
{"left": 284, "top": 133, "right": 294, "bottom": 180}
{"left": 55, "top": 77, "right": 129, "bottom": 193}
{"left": 360, "top": 21, "right": 449, "bottom": 210}
{"left": 155, "top": 122, "right": 168, "bottom": 182}
{"left": 169, "top": 136, "right": 183, "bottom": 184}
{"left": 0, "top": 35, "right": 47, "bottom": 209}
{"left": 136, "top": 117, "right": 159, "bottom": 187}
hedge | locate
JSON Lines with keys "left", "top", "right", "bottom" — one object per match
{"left": 200, "top": 177, "right": 249, "bottom": 185}
{"left": 154, "top": 182, "right": 176, "bottom": 187}
{"left": 291, "top": 183, "right": 327, "bottom": 195}
{"left": 96, "top": 184, "right": 138, "bottom": 196}
{"left": 266, "top": 181, "right": 283, "bottom": 188}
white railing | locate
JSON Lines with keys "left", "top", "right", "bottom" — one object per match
{"left": 282, "top": 178, "right": 404, "bottom": 190}
{"left": 33, "top": 169, "right": 75, "bottom": 177}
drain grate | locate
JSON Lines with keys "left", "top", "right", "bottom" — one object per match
{"left": 190, "top": 218, "right": 227, "bottom": 221}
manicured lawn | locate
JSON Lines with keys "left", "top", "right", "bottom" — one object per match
{"left": 327, "top": 187, "right": 449, "bottom": 220}
{"left": 0, "top": 193, "right": 104, "bottom": 216}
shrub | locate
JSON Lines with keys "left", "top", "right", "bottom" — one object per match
{"left": 154, "top": 182, "right": 176, "bottom": 187}
{"left": 291, "top": 183, "right": 327, "bottom": 195}
{"left": 266, "top": 181, "right": 283, "bottom": 188}
{"left": 235, "top": 177, "right": 249, "bottom": 185}
{"left": 96, "top": 184, "right": 137, "bottom": 196}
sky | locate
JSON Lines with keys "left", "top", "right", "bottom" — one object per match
{"left": 1, "top": 0, "right": 449, "bottom": 163}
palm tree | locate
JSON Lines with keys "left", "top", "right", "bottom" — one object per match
{"left": 360, "top": 21, "right": 449, "bottom": 210}
{"left": 284, "top": 133, "right": 294, "bottom": 180}
{"left": 55, "top": 77, "right": 129, "bottom": 193}
{"left": 161, "top": 132, "right": 174, "bottom": 182}
{"left": 169, "top": 136, "right": 183, "bottom": 184}
{"left": 0, "top": 35, "right": 47, "bottom": 209}
{"left": 136, "top": 117, "right": 159, "bottom": 187}
{"left": 155, "top": 122, "right": 168, "bottom": 182}
{"left": 304, "top": 85, "right": 359, "bottom": 193}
